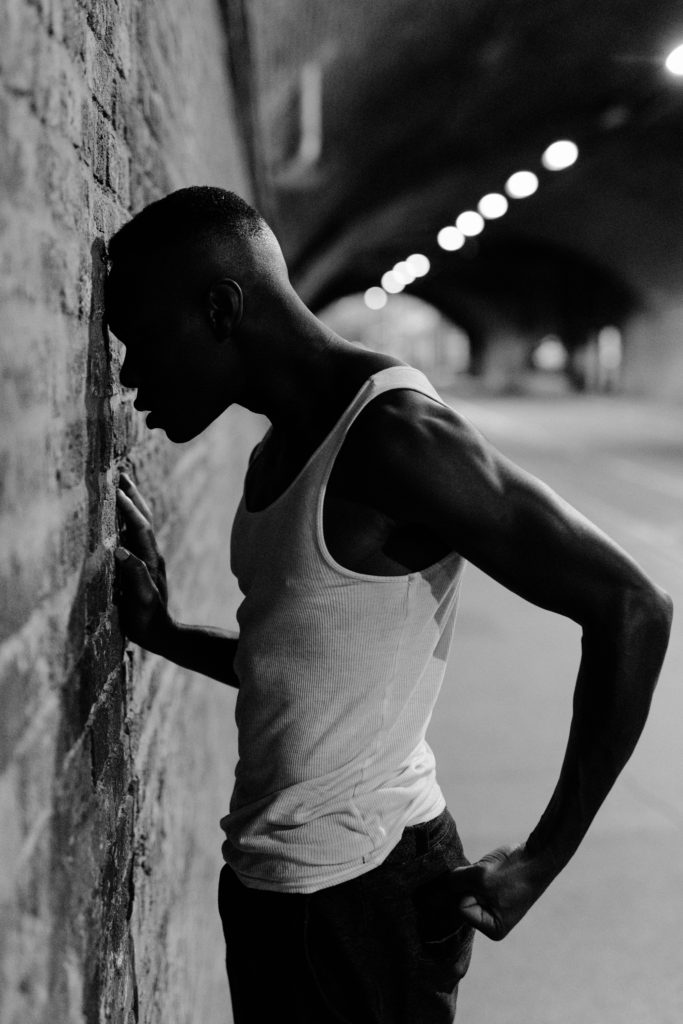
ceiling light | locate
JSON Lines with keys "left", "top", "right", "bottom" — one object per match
{"left": 531, "top": 335, "right": 567, "bottom": 372}
{"left": 542, "top": 140, "right": 579, "bottom": 170}
{"left": 364, "top": 287, "right": 387, "bottom": 310}
{"left": 478, "top": 193, "right": 508, "bottom": 219}
{"left": 393, "top": 261, "right": 416, "bottom": 285}
{"left": 406, "top": 253, "right": 430, "bottom": 277}
{"left": 456, "top": 211, "right": 485, "bottom": 236}
{"left": 437, "top": 226, "right": 465, "bottom": 251}
{"left": 665, "top": 43, "right": 683, "bottom": 75}
{"left": 381, "top": 271, "right": 404, "bottom": 294}
{"left": 505, "top": 171, "right": 539, "bottom": 198}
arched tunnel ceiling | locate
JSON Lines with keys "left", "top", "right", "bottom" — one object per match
{"left": 224, "top": 0, "right": 683, "bottom": 340}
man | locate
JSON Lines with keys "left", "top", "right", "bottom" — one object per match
{"left": 108, "top": 186, "right": 672, "bottom": 1024}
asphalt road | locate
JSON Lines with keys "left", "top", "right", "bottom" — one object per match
{"left": 429, "top": 391, "right": 683, "bottom": 1024}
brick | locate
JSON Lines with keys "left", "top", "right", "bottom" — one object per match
{"left": 0, "top": 765, "right": 24, "bottom": 894}
{"left": 79, "top": 94, "right": 97, "bottom": 165}
{"left": 85, "top": 0, "right": 117, "bottom": 50}
{"left": 106, "top": 131, "right": 130, "bottom": 202}
{"left": 0, "top": 100, "right": 36, "bottom": 202}
{"left": 0, "top": 2, "right": 41, "bottom": 96}
{"left": 14, "top": 698, "right": 59, "bottom": 837}
{"left": 0, "top": 616, "right": 63, "bottom": 777}
{"left": 111, "top": 73, "right": 127, "bottom": 133}
{"left": 36, "top": 132, "right": 82, "bottom": 220}
{"left": 0, "top": 424, "right": 52, "bottom": 523}
{"left": 0, "top": 220, "right": 43, "bottom": 302}
{"left": 27, "top": 0, "right": 53, "bottom": 25}
{"left": 55, "top": 417, "right": 87, "bottom": 488}
{"left": 0, "top": 519, "right": 61, "bottom": 643}
{"left": 93, "top": 111, "right": 109, "bottom": 183}
{"left": 38, "top": 231, "right": 81, "bottom": 315}
{"left": 107, "top": 12, "right": 132, "bottom": 79}
{"left": 89, "top": 47, "right": 117, "bottom": 114}
{"left": 62, "top": 0, "right": 88, "bottom": 64}
{"left": 0, "top": 312, "right": 54, "bottom": 412}
{"left": 1, "top": 0, "right": 256, "bottom": 1018}
{"left": 34, "top": 53, "right": 83, "bottom": 145}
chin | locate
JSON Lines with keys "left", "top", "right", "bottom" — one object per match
{"left": 164, "top": 421, "right": 205, "bottom": 444}
{"left": 162, "top": 425, "right": 192, "bottom": 443}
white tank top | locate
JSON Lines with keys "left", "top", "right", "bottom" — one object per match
{"left": 220, "top": 365, "right": 466, "bottom": 892}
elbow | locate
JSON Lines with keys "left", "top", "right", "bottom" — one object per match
{"left": 657, "top": 586, "right": 674, "bottom": 622}
{"left": 643, "top": 582, "right": 673, "bottom": 626}
{"left": 653, "top": 586, "right": 674, "bottom": 638}
{"left": 622, "top": 582, "right": 673, "bottom": 648}
{"left": 586, "top": 580, "right": 673, "bottom": 645}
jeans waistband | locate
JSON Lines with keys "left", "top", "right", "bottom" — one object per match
{"left": 400, "top": 808, "right": 451, "bottom": 857}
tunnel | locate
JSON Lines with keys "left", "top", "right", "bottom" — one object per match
{"left": 222, "top": 0, "right": 683, "bottom": 396}
{"left": 0, "top": 2, "right": 681, "bottom": 1023}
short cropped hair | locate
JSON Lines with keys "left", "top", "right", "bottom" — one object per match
{"left": 107, "top": 186, "right": 268, "bottom": 268}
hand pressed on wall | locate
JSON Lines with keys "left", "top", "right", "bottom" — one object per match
{"left": 114, "top": 472, "right": 174, "bottom": 654}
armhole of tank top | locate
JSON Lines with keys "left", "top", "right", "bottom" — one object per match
{"left": 314, "top": 377, "right": 455, "bottom": 583}
{"left": 248, "top": 427, "right": 272, "bottom": 467}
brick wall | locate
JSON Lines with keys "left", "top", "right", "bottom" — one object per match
{"left": 0, "top": 1, "right": 261, "bottom": 1021}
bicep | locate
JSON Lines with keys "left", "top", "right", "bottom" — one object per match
{"left": 437, "top": 453, "right": 643, "bottom": 624}
{"left": 367, "top": 400, "right": 653, "bottom": 626}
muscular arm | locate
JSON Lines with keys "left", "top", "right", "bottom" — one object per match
{"left": 158, "top": 622, "right": 240, "bottom": 688}
{"left": 349, "top": 390, "right": 673, "bottom": 937}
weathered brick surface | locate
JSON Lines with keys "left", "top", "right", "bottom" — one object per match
{"left": 0, "top": 1, "right": 258, "bottom": 1021}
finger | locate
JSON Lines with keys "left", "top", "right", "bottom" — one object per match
{"left": 457, "top": 901, "right": 500, "bottom": 940}
{"left": 114, "top": 547, "right": 158, "bottom": 602}
{"left": 116, "top": 490, "right": 158, "bottom": 558}
{"left": 118, "top": 473, "right": 154, "bottom": 525}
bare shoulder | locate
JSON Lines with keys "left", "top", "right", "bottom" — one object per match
{"left": 345, "top": 385, "right": 497, "bottom": 475}
{"left": 337, "top": 383, "right": 509, "bottom": 525}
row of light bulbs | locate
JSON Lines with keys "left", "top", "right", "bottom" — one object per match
{"left": 363, "top": 40, "right": 683, "bottom": 311}
{"left": 364, "top": 138, "right": 579, "bottom": 310}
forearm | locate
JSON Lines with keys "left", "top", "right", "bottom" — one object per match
{"left": 156, "top": 620, "right": 240, "bottom": 688}
{"left": 526, "top": 585, "right": 673, "bottom": 874}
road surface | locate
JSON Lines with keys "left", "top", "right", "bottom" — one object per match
{"left": 431, "top": 391, "right": 683, "bottom": 1024}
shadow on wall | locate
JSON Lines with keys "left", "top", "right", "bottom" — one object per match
{"left": 47, "top": 239, "right": 138, "bottom": 1020}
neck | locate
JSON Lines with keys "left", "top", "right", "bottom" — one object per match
{"left": 236, "top": 293, "right": 356, "bottom": 437}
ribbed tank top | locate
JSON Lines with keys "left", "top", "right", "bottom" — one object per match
{"left": 220, "top": 365, "right": 466, "bottom": 892}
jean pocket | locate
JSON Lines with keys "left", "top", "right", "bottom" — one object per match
{"left": 413, "top": 872, "right": 475, "bottom": 984}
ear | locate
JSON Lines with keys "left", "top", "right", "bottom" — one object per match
{"left": 207, "top": 278, "right": 243, "bottom": 340}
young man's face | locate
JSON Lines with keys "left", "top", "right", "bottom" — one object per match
{"left": 107, "top": 270, "right": 237, "bottom": 444}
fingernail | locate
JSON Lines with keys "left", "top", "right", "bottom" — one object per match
{"left": 115, "top": 547, "right": 130, "bottom": 561}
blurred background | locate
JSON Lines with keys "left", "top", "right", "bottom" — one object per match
{"left": 1, "top": 1, "right": 681, "bottom": 1022}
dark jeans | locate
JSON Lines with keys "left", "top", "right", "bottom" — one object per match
{"left": 218, "top": 807, "right": 475, "bottom": 1023}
